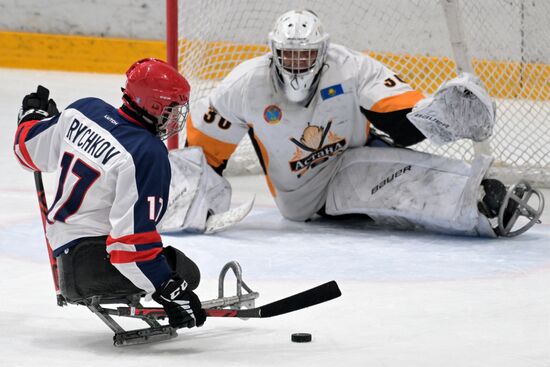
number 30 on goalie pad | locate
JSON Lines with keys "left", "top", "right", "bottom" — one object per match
{"left": 158, "top": 147, "right": 232, "bottom": 233}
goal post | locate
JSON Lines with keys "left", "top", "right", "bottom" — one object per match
{"left": 166, "top": 0, "right": 550, "bottom": 186}
{"left": 441, "top": 0, "right": 492, "bottom": 157}
{"left": 166, "top": 0, "right": 179, "bottom": 150}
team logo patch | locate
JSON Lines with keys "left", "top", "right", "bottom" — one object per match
{"left": 320, "top": 84, "right": 344, "bottom": 100}
{"left": 288, "top": 120, "right": 346, "bottom": 178}
{"left": 263, "top": 105, "right": 282, "bottom": 124}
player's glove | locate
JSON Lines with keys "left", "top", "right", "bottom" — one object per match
{"left": 18, "top": 85, "right": 59, "bottom": 125}
{"left": 152, "top": 276, "right": 207, "bottom": 329}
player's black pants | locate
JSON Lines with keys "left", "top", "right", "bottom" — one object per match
{"left": 57, "top": 236, "right": 200, "bottom": 303}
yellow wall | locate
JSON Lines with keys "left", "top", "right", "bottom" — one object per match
{"left": 372, "top": 52, "right": 550, "bottom": 100}
{"left": 0, "top": 31, "right": 166, "bottom": 73}
{"left": 178, "top": 41, "right": 549, "bottom": 101}
{"left": 2, "top": 32, "right": 548, "bottom": 101}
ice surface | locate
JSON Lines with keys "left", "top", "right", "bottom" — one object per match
{"left": 1, "top": 68, "right": 550, "bottom": 366}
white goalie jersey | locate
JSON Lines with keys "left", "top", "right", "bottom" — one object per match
{"left": 188, "top": 43, "right": 424, "bottom": 220}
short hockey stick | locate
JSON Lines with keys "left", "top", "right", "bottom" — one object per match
{"left": 33, "top": 171, "right": 66, "bottom": 306}
{"left": 121, "top": 280, "right": 341, "bottom": 319}
{"left": 206, "top": 280, "right": 341, "bottom": 318}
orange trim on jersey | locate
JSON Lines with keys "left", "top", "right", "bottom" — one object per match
{"left": 249, "top": 132, "right": 277, "bottom": 198}
{"left": 186, "top": 115, "right": 238, "bottom": 168}
{"left": 106, "top": 231, "right": 162, "bottom": 246}
{"left": 369, "top": 90, "right": 425, "bottom": 113}
{"left": 109, "top": 247, "right": 163, "bottom": 264}
{"left": 16, "top": 120, "right": 41, "bottom": 171}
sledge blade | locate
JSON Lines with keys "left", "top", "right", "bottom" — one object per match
{"left": 113, "top": 325, "right": 177, "bottom": 347}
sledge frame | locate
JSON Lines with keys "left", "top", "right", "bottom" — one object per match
{"left": 64, "top": 260, "right": 259, "bottom": 346}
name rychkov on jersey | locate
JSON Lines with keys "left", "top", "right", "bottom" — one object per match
{"left": 65, "top": 117, "right": 121, "bottom": 165}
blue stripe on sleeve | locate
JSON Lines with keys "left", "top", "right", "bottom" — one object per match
{"left": 136, "top": 254, "right": 172, "bottom": 288}
{"left": 24, "top": 114, "right": 61, "bottom": 141}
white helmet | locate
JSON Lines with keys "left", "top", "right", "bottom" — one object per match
{"left": 268, "top": 9, "right": 329, "bottom": 104}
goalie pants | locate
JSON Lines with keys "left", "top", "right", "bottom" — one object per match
{"left": 276, "top": 146, "right": 496, "bottom": 237}
{"left": 57, "top": 236, "right": 200, "bottom": 303}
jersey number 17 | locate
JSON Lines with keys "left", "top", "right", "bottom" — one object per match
{"left": 49, "top": 152, "right": 100, "bottom": 223}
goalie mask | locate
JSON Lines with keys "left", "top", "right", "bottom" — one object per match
{"left": 268, "top": 9, "right": 329, "bottom": 104}
{"left": 123, "top": 58, "right": 191, "bottom": 140}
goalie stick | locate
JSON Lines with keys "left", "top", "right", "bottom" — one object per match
{"left": 204, "top": 197, "right": 255, "bottom": 234}
{"left": 120, "top": 280, "right": 342, "bottom": 319}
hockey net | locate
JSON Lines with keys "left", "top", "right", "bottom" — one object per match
{"left": 168, "top": 0, "right": 550, "bottom": 187}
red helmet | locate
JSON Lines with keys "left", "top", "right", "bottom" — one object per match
{"left": 123, "top": 58, "right": 191, "bottom": 139}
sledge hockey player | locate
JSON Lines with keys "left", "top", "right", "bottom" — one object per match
{"left": 186, "top": 9, "right": 544, "bottom": 237}
{"left": 13, "top": 58, "right": 207, "bottom": 329}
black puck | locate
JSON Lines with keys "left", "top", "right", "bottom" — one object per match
{"left": 291, "top": 333, "right": 312, "bottom": 343}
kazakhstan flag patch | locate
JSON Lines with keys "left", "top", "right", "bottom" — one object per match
{"left": 320, "top": 84, "right": 344, "bottom": 100}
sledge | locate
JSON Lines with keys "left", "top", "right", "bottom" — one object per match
{"left": 58, "top": 259, "right": 340, "bottom": 346}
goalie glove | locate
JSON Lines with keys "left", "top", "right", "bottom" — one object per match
{"left": 406, "top": 73, "right": 496, "bottom": 145}
{"left": 18, "top": 85, "right": 59, "bottom": 125}
{"left": 152, "top": 276, "right": 207, "bottom": 329}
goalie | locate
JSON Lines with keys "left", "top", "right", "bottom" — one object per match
{"left": 186, "top": 9, "right": 544, "bottom": 237}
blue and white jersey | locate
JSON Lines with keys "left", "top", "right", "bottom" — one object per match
{"left": 14, "top": 98, "right": 172, "bottom": 296}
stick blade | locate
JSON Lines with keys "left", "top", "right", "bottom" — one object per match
{"left": 204, "top": 197, "right": 255, "bottom": 234}
{"left": 259, "top": 280, "right": 341, "bottom": 318}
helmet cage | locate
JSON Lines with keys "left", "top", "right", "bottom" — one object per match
{"left": 269, "top": 38, "right": 328, "bottom": 103}
{"left": 157, "top": 101, "right": 189, "bottom": 140}
{"left": 272, "top": 41, "right": 326, "bottom": 76}
{"left": 268, "top": 10, "right": 329, "bottom": 103}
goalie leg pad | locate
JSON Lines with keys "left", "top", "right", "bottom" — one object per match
{"left": 325, "top": 146, "right": 496, "bottom": 237}
{"left": 159, "top": 147, "right": 231, "bottom": 232}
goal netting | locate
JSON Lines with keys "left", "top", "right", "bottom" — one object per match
{"left": 168, "top": 0, "right": 550, "bottom": 187}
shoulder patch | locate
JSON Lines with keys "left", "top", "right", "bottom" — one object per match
{"left": 320, "top": 84, "right": 344, "bottom": 100}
